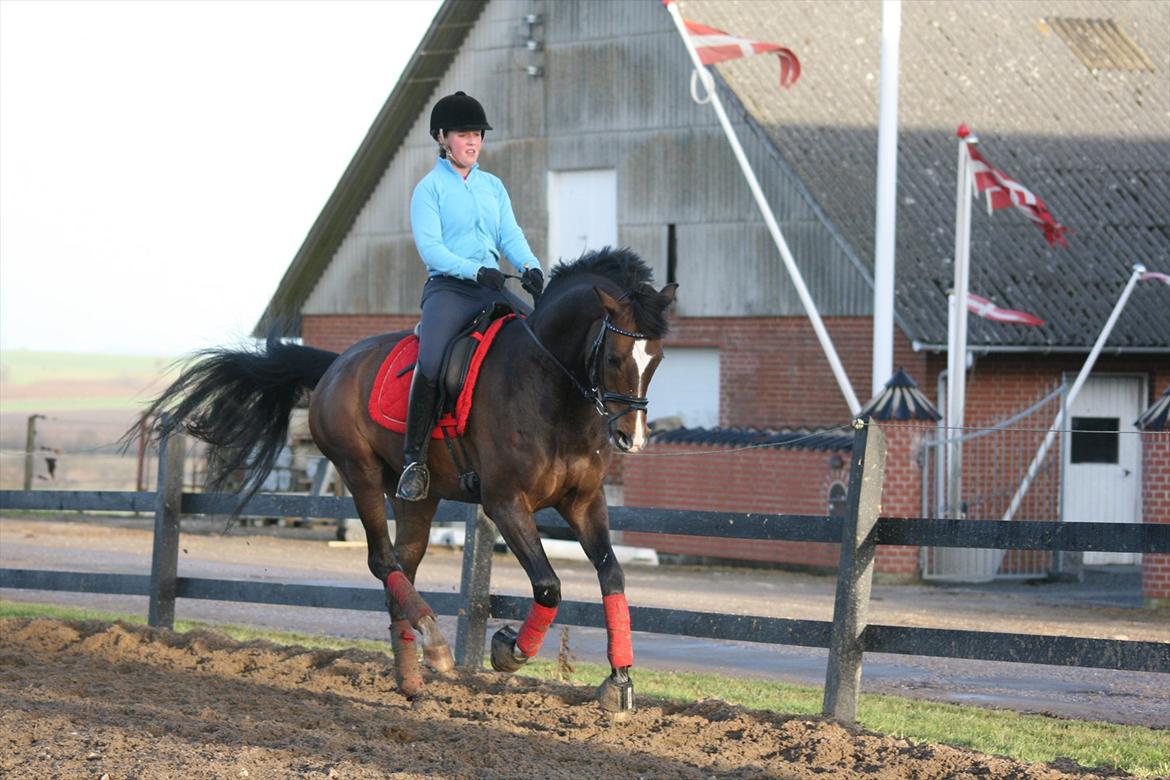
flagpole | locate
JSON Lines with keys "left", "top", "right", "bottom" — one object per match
{"left": 871, "top": 0, "right": 901, "bottom": 399}
{"left": 1001, "top": 263, "right": 1147, "bottom": 523}
{"left": 947, "top": 128, "right": 975, "bottom": 518}
{"left": 663, "top": 0, "right": 861, "bottom": 416}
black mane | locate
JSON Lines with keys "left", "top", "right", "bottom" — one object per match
{"left": 544, "top": 247, "right": 671, "bottom": 338}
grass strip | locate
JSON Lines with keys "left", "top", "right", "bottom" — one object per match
{"left": 2, "top": 599, "right": 1166, "bottom": 776}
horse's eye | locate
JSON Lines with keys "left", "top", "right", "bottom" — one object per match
{"left": 607, "top": 355, "right": 622, "bottom": 368}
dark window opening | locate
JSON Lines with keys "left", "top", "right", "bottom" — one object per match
{"left": 666, "top": 223, "right": 677, "bottom": 285}
{"left": 828, "top": 483, "right": 848, "bottom": 518}
{"left": 1070, "top": 416, "right": 1119, "bottom": 464}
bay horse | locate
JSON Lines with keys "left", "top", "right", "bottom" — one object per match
{"left": 137, "top": 247, "right": 677, "bottom": 712}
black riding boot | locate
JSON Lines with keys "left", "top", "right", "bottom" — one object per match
{"left": 396, "top": 371, "right": 439, "bottom": 502}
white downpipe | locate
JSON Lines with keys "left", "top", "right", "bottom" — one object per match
{"left": 1000, "top": 264, "right": 1147, "bottom": 523}
{"left": 664, "top": 1, "right": 861, "bottom": 415}
{"left": 947, "top": 134, "right": 975, "bottom": 518}
{"left": 871, "top": 0, "right": 901, "bottom": 399}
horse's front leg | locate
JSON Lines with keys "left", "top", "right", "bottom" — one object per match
{"left": 560, "top": 491, "right": 635, "bottom": 714}
{"left": 482, "top": 498, "right": 561, "bottom": 674}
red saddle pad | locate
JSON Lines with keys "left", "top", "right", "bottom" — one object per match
{"left": 368, "top": 315, "right": 514, "bottom": 439}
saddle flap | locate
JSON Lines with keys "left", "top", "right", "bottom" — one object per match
{"left": 437, "top": 302, "right": 516, "bottom": 412}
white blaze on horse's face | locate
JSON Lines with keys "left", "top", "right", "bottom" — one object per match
{"left": 629, "top": 339, "right": 654, "bottom": 452}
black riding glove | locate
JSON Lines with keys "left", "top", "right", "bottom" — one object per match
{"left": 521, "top": 266, "right": 544, "bottom": 298}
{"left": 476, "top": 266, "right": 506, "bottom": 291}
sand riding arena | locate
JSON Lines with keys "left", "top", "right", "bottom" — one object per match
{"left": 1, "top": 617, "right": 1131, "bottom": 779}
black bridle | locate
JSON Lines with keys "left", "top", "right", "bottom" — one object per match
{"left": 519, "top": 313, "right": 651, "bottom": 442}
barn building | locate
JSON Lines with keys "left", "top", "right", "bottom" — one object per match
{"left": 258, "top": 1, "right": 1170, "bottom": 593}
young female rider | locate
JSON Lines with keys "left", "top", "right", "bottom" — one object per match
{"left": 397, "top": 91, "right": 545, "bottom": 502}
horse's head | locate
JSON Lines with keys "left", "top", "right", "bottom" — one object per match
{"left": 591, "top": 282, "right": 678, "bottom": 453}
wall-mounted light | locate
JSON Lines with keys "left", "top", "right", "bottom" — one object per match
{"left": 526, "top": 65, "right": 544, "bottom": 77}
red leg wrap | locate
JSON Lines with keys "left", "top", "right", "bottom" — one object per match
{"left": 603, "top": 593, "right": 633, "bottom": 668}
{"left": 385, "top": 571, "right": 433, "bottom": 624}
{"left": 515, "top": 602, "right": 558, "bottom": 657}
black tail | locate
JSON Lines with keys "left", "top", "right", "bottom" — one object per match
{"left": 132, "top": 333, "right": 339, "bottom": 509}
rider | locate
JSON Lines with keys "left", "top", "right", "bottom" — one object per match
{"left": 397, "top": 90, "right": 545, "bottom": 502}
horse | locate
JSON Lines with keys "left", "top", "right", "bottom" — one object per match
{"left": 136, "top": 247, "right": 677, "bottom": 712}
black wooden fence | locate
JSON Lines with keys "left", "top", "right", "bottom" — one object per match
{"left": 1, "top": 421, "right": 1167, "bottom": 724}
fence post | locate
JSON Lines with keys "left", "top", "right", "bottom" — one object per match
{"left": 454, "top": 504, "right": 496, "bottom": 668}
{"left": 823, "top": 419, "right": 888, "bottom": 723}
{"left": 148, "top": 424, "right": 185, "bottom": 629}
{"left": 23, "top": 414, "right": 44, "bottom": 490}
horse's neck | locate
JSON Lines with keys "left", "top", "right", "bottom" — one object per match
{"left": 513, "top": 286, "right": 610, "bottom": 431}
{"left": 527, "top": 286, "right": 601, "bottom": 377}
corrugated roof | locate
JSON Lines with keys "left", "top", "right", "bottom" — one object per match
{"left": 860, "top": 367, "right": 941, "bottom": 421}
{"left": 651, "top": 427, "right": 853, "bottom": 452}
{"left": 689, "top": 0, "right": 1170, "bottom": 350}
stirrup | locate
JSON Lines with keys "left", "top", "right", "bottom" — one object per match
{"left": 396, "top": 461, "right": 430, "bottom": 501}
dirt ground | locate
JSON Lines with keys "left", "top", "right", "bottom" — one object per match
{"left": 0, "top": 617, "right": 1136, "bottom": 780}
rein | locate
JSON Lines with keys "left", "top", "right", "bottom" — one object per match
{"left": 517, "top": 311, "right": 651, "bottom": 439}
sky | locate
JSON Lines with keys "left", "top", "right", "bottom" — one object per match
{"left": 0, "top": 0, "right": 441, "bottom": 356}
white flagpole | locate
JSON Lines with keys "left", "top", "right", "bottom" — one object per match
{"left": 1001, "top": 264, "right": 1147, "bottom": 522}
{"left": 871, "top": 0, "right": 901, "bottom": 399}
{"left": 664, "top": 1, "right": 861, "bottom": 415}
{"left": 947, "top": 130, "right": 975, "bottom": 517}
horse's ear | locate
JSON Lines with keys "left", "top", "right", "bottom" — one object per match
{"left": 658, "top": 283, "right": 678, "bottom": 306}
{"left": 594, "top": 286, "right": 621, "bottom": 315}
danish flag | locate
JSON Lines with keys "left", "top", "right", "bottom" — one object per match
{"left": 959, "top": 126, "right": 1069, "bottom": 247}
{"left": 675, "top": 12, "right": 801, "bottom": 89}
{"left": 967, "top": 293, "right": 1045, "bottom": 326}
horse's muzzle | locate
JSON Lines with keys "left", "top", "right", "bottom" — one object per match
{"left": 612, "top": 430, "right": 635, "bottom": 452}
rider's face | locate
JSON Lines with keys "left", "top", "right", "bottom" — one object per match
{"left": 443, "top": 130, "right": 482, "bottom": 172}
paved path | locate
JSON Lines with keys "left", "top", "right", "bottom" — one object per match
{"left": 2, "top": 515, "right": 1166, "bottom": 727}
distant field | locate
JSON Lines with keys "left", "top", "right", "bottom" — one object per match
{"left": 0, "top": 350, "right": 179, "bottom": 413}
{"left": 0, "top": 350, "right": 180, "bottom": 490}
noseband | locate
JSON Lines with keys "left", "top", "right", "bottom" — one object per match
{"left": 520, "top": 313, "right": 651, "bottom": 441}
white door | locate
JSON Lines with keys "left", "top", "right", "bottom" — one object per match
{"left": 647, "top": 347, "right": 720, "bottom": 429}
{"left": 1062, "top": 375, "right": 1144, "bottom": 565}
{"left": 547, "top": 169, "right": 617, "bottom": 265}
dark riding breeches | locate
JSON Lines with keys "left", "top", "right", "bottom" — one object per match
{"left": 416, "top": 275, "right": 529, "bottom": 381}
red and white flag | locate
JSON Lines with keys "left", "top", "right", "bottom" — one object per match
{"left": 959, "top": 125, "right": 1068, "bottom": 247}
{"left": 967, "top": 293, "right": 1045, "bottom": 326}
{"left": 1140, "top": 270, "right": 1170, "bottom": 286}
{"left": 674, "top": 11, "right": 801, "bottom": 89}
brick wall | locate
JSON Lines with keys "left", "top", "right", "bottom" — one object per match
{"left": 666, "top": 316, "right": 925, "bottom": 429}
{"left": 621, "top": 444, "right": 850, "bottom": 570}
{"left": 1142, "top": 432, "right": 1170, "bottom": 605}
{"left": 874, "top": 420, "right": 925, "bottom": 579}
{"left": 303, "top": 314, "right": 419, "bottom": 353}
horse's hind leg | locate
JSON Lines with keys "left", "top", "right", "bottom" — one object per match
{"left": 338, "top": 458, "right": 436, "bottom": 697}
{"left": 389, "top": 494, "right": 454, "bottom": 674}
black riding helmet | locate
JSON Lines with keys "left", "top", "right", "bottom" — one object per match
{"left": 429, "top": 91, "right": 493, "bottom": 138}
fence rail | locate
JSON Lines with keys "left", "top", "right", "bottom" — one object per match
{"left": 1, "top": 421, "right": 1167, "bottom": 724}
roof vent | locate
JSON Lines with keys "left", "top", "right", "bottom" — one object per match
{"left": 1046, "top": 18, "right": 1153, "bottom": 72}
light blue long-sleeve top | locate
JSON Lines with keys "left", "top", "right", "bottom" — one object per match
{"left": 410, "top": 157, "right": 539, "bottom": 280}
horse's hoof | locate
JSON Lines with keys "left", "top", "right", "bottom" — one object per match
{"left": 415, "top": 615, "right": 455, "bottom": 674}
{"left": 424, "top": 643, "right": 456, "bottom": 674}
{"left": 490, "top": 625, "right": 527, "bottom": 673}
{"left": 597, "top": 670, "right": 634, "bottom": 713}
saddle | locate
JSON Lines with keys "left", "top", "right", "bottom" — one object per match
{"left": 368, "top": 303, "right": 516, "bottom": 440}
{"left": 437, "top": 301, "right": 515, "bottom": 416}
